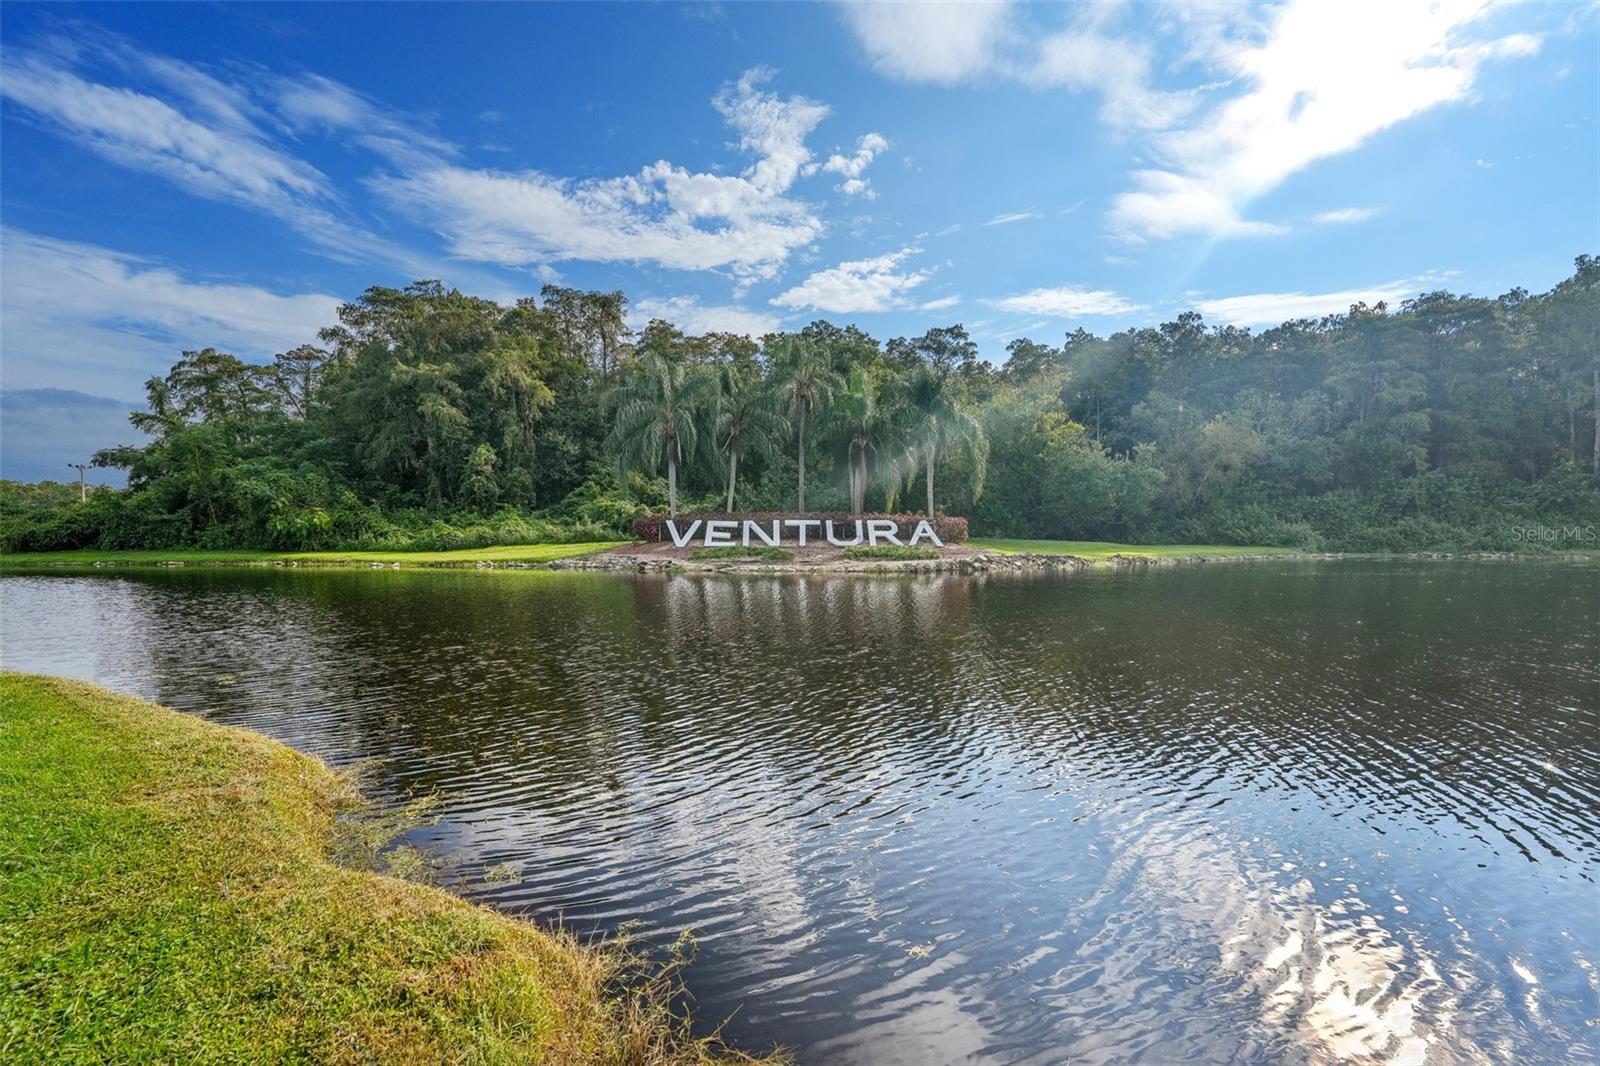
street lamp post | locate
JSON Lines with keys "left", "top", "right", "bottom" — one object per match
{"left": 67, "top": 462, "right": 90, "bottom": 503}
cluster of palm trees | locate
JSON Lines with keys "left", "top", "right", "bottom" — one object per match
{"left": 604, "top": 340, "right": 988, "bottom": 518}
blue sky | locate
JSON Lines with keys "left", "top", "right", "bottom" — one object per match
{"left": 1, "top": 1, "right": 1596, "bottom": 479}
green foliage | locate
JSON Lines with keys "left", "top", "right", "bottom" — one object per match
{"left": 6, "top": 258, "right": 1598, "bottom": 556}
{"left": 604, "top": 353, "right": 717, "bottom": 516}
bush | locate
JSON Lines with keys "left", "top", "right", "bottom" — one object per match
{"left": 631, "top": 512, "right": 969, "bottom": 544}
{"left": 842, "top": 545, "right": 939, "bottom": 561}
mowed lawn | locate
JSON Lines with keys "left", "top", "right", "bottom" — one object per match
{"left": 0, "top": 673, "right": 773, "bottom": 1065}
{"left": 0, "top": 542, "right": 626, "bottom": 571}
{"left": 969, "top": 538, "right": 1300, "bottom": 560}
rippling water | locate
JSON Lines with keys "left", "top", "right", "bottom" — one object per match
{"left": 3, "top": 560, "right": 1597, "bottom": 1064}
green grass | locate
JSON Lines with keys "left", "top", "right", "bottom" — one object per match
{"left": 969, "top": 538, "right": 1300, "bottom": 561}
{"left": 0, "top": 673, "right": 775, "bottom": 1065}
{"left": 841, "top": 545, "right": 940, "bottom": 561}
{"left": 688, "top": 546, "right": 793, "bottom": 561}
{"left": 0, "top": 542, "right": 626, "bottom": 572}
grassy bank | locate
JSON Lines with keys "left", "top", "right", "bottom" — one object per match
{"left": 0, "top": 673, "right": 772, "bottom": 1064}
{"left": 969, "top": 538, "right": 1302, "bottom": 561}
{"left": 0, "top": 542, "right": 626, "bottom": 572}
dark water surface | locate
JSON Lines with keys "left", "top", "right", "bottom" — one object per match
{"left": 3, "top": 560, "right": 1597, "bottom": 1064}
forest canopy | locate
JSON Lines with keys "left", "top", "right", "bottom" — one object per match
{"left": 4, "top": 257, "right": 1597, "bottom": 554}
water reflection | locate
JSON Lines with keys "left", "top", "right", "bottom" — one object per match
{"left": 2, "top": 560, "right": 1596, "bottom": 1064}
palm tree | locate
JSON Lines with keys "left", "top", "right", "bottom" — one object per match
{"left": 713, "top": 362, "right": 787, "bottom": 511}
{"left": 603, "top": 354, "right": 711, "bottom": 517}
{"left": 898, "top": 364, "right": 988, "bottom": 518}
{"left": 771, "top": 338, "right": 838, "bottom": 512}
{"left": 832, "top": 369, "right": 897, "bottom": 514}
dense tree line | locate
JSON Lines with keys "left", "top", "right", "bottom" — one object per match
{"left": 4, "top": 258, "right": 1598, "bottom": 553}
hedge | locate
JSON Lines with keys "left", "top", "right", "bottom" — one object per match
{"left": 631, "top": 512, "right": 969, "bottom": 544}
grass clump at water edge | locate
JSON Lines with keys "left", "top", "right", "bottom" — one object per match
{"left": 0, "top": 672, "right": 780, "bottom": 1065}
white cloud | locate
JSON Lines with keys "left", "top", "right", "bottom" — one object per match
{"left": 1109, "top": 0, "right": 1541, "bottom": 240}
{"left": 840, "top": 1, "right": 1193, "bottom": 132}
{"left": 920, "top": 295, "right": 962, "bottom": 311}
{"left": 1312, "top": 206, "right": 1380, "bottom": 224}
{"left": 0, "top": 229, "right": 338, "bottom": 395}
{"left": 771, "top": 247, "right": 929, "bottom": 313}
{"left": 376, "top": 68, "right": 829, "bottom": 281}
{"left": 1193, "top": 275, "right": 1440, "bottom": 326}
{"left": 629, "top": 296, "right": 780, "bottom": 337}
{"left": 984, "top": 211, "right": 1040, "bottom": 226}
{"left": 837, "top": 1, "right": 1540, "bottom": 245}
{"left": 839, "top": 1, "right": 1014, "bottom": 84}
{"left": 812, "top": 132, "right": 889, "bottom": 197}
{"left": 991, "top": 285, "right": 1142, "bottom": 317}
{"left": 1027, "top": 25, "right": 1197, "bottom": 131}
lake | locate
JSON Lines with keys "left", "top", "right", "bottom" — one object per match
{"left": 2, "top": 559, "right": 1596, "bottom": 1064}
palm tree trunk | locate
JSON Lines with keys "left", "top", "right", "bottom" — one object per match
{"left": 668, "top": 454, "right": 678, "bottom": 518}
{"left": 726, "top": 452, "right": 738, "bottom": 512}
{"left": 849, "top": 450, "right": 860, "bottom": 514}
{"left": 925, "top": 442, "right": 936, "bottom": 518}
{"left": 797, "top": 414, "right": 807, "bottom": 512}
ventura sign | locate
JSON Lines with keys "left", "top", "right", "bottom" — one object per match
{"left": 666, "top": 518, "right": 945, "bottom": 549}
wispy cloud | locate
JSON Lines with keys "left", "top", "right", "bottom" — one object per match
{"left": 273, "top": 72, "right": 457, "bottom": 167}
{"left": 990, "top": 285, "right": 1142, "bottom": 317}
{"left": 1312, "top": 207, "right": 1380, "bottom": 225}
{"left": 0, "top": 36, "right": 441, "bottom": 274}
{"left": 1193, "top": 274, "right": 1445, "bottom": 326}
{"left": 771, "top": 246, "right": 929, "bottom": 313}
{"left": 984, "top": 211, "right": 1040, "bottom": 227}
{"left": 0, "top": 229, "right": 338, "bottom": 395}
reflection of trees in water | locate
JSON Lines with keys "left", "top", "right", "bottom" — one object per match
{"left": 13, "top": 563, "right": 1596, "bottom": 868}
{"left": 2, "top": 562, "right": 1595, "bottom": 1062}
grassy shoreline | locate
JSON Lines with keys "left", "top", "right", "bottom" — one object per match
{"left": 0, "top": 542, "right": 627, "bottom": 571}
{"left": 967, "top": 539, "right": 1303, "bottom": 561}
{"left": 0, "top": 673, "right": 774, "bottom": 1064}
{"left": 0, "top": 538, "right": 1298, "bottom": 572}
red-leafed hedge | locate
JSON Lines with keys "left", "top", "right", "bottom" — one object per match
{"left": 631, "top": 512, "right": 969, "bottom": 544}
